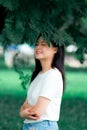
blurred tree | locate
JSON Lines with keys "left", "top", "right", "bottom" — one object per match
{"left": 0, "top": 0, "right": 87, "bottom": 62}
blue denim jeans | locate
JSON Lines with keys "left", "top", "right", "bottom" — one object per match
{"left": 23, "top": 120, "right": 59, "bottom": 130}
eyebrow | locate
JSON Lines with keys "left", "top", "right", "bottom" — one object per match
{"left": 36, "top": 40, "right": 45, "bottom": 43}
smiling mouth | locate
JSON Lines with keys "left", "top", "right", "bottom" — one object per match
{"left": 36, "top": 51, "right": 42, "bottom": 54}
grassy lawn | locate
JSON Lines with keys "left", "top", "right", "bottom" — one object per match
{"left": 0, "top": 68, "right": 87, "bottom": 130}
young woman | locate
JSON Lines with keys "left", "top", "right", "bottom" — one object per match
{"left": 20, "top": 35, "right": 65, "bottom": 130}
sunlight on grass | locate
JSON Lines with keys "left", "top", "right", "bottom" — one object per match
{"left": 0, "top": 69, "right": 87, "bottom": 99}
{"left": 0, "top": 69, "right": 32, "bottom": 97}
{"left": 63, "top": 72, "right": 87, "bottom": 99}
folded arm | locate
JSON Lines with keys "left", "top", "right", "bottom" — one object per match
{"left": 20, "top": 96, "right": 51, "bottom": 120}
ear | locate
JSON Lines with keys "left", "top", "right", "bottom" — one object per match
{"left": 53, "top": 47, "right": 58, "bottom": 54}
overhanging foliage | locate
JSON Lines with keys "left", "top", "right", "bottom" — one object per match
{"left": 0, "top": 0, "right": 87, "bottom": 62}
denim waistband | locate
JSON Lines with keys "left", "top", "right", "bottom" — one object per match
{"left": 25, "top": 120, "right": 58, "bottom": 127}
{"left": 23, "top": 120, "right": 59, "bottom": 130}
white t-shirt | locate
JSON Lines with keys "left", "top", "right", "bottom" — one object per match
{"left": 24, "top": 68, "right": 63, "bottom": 123}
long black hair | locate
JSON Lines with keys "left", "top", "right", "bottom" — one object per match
{"left": 30, "top": 36, "right": 65, "bottom": 91}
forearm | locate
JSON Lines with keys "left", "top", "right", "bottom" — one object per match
{"left": 29, "top": 97, "right": 50, "bottom": 117}
{"left": 20, "top": 102, "right": 30, "bottom": 112}
{"left": 20, "top": 97, "right": 31, "bottom": 118}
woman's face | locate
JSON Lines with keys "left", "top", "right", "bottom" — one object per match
{"left": 34, "top": 37, "right": 57, "bottom": 60}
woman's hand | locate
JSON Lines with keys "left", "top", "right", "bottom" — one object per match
{"left": 20, "top": 108, "right": 30, "bottom": 119}
{"left": 20, "top": 106, "right": 40, "bottom": 120}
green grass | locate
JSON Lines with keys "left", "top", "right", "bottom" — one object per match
{"left": 0, "top": 68, "right": 87, "bottom": 130}
{"left": 0, "top": 69, "right": 29, "bottom": 97}
{"left": 64, "top": 71, "right": 87, "bottom": 99}
{"left": 59, "top": 98, "right": 87, "bottom": 130}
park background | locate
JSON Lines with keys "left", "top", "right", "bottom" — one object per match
{"left": 0, "top": 44, "right": 87, "bottom": 130}
{"left": 0, "top": 0, "right": 87, "bottom": 130}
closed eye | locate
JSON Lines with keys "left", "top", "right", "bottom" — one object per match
{"left": 35, "top": 41, "right": 47, "bottom": 46}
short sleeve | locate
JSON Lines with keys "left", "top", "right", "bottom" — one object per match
{"left": 39, "top": 71, "right": 63, "bottom": 100}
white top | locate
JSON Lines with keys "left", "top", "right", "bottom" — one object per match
{"left": 24, "top": 68, "right": 63, "bottom": 123}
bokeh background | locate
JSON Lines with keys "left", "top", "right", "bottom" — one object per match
{"left": 0, "top": 44, "right": 87, "bottom": 130}
{"left": 0, "top": 0, "right": 87, "bottom": 130}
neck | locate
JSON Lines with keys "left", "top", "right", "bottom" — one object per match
{"left": 40, "top": 59, "right": 53, "bottom": 73}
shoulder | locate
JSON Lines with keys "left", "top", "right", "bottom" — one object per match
{"left": 44, "top": 68, "right": 62, "bottom": 83}
{"left": 37, "top": 68, "right": 62, "bottom": 82}
{"left": 49, "top": 68, "right": 62, "bottom": 78}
